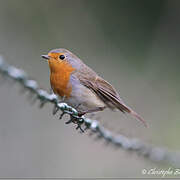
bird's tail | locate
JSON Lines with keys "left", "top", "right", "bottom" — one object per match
{"left": 117, "top": 102, "right": 147, "bottom": 127}
{"left": 129, "top": 109, "right": 147, "bottom": 127}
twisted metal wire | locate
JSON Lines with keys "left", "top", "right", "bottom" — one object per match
{"left": 0, "top": 56, "right": 180, "bottom": 167}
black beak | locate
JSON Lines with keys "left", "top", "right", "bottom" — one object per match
{"left": 41, "top": 55, "right": 50, "bottom": 60}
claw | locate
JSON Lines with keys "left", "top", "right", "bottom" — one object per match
{"left": 65, "top": 118, "right": 73, "bottom": 124}
{"left": 78, "top": 111, "right": 86, "bottom": 117}
{"left": 73, "top": 116, "right": 84, "bottom": 132}
{"left": 59, "top": 112, "right": 66, "bottom": 119}
{"left": 76, "top": 124, "right": 84, "bottom": 133}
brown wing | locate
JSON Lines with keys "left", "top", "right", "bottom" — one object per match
{"left": 72, "top": 62, "right": 147, "bottom": 127}
{"left": 79, "top": 76, "right": 129, "bottom": 111}
{"left": 77, "top": 73, "right": 147, "bottom": 127}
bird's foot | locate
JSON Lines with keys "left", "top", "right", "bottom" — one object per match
{"left": 78, "top": 111, "right": 86, "bottom": 117}
{"left": 77, "top": 107, "right": 105, "bottom": 117}
{"left": 66, "top": 115, "right": 85, "bottom": 132}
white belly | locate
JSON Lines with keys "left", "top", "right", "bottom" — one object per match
{"left": 65, "top": 82, "right": 105, "bottom": 112}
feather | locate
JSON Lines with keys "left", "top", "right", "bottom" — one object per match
{"left": 78, "top": 75, "right": 147, "bottom": 127}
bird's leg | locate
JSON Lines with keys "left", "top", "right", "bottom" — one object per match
{"left": 58, "top": 95, "right": 66, "bottom": 104}
{"left": 75, "top": 103, "right": 81, "bottom": 109}
{"left": 61, "top": 95, "right": 66, "bottom": 102}
{"left": 78, "top": 107, "right": 106, "bottom": 117}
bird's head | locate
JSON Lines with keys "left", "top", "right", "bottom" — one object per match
{"left": 42, "top": 48, "right": 82, "bottom": 73}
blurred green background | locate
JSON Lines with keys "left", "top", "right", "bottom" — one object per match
{"left": 0, "top": 0, "right": 180, "bottom": 178}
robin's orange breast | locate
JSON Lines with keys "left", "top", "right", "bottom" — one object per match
{"left": 49, "top": 60, "right": 75, "bottom": 98}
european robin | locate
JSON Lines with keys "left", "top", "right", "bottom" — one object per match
{"left": 42, "top": 48, "right": 147, "bottom": 127}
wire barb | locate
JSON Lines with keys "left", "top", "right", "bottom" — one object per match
{"left": 0, "top": 55, "right": 180, "bottom": 167}
{"left": 53, "top": 105, "right": 59, "bottom": 115}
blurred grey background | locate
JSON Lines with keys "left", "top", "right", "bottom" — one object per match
{"left": 0, "top": 0, "right": 180, "bottom": 178}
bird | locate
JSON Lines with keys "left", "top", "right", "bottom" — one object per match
{"left": 42, "top": 48, "right": 147, "bottom": 127}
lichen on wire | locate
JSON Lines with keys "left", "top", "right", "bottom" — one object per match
{"left": 0, "top": 55, "right": 180, "bottom": 167}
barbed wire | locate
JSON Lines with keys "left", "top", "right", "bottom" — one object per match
{"left": 0, "top": 56, "right": 180, "bottom": 167}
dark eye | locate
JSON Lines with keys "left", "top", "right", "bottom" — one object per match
{"left": 59, "top": 55, "right": 65, "bottom": 60}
